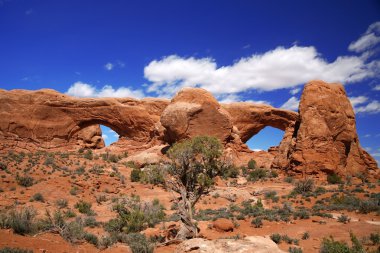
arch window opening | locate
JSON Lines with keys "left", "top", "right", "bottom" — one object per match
{"left": 100, "top": 125, "right": 119, "bottom": 147}
{"left": 246, "top": 127, "right": 284, "bottom": 151}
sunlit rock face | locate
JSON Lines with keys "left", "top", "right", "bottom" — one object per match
{"left": 0, "top": 80, "right": 377, "bottom": 176}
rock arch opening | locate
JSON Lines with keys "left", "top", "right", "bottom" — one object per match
{"left": 246, "top": 126, "right": 284, "bottom": 151}
{"left": 100, "top": 125, "right": 119, "bottom": 146}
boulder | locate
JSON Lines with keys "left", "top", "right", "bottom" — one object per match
{"left": 161, "top": 88, "right": 233, "bottom": 144}
{"left": 212, "top": 218, "right": 234, "bottom": 232}
{"left": 175, "top": 236, "right": 286, "bottom": 253}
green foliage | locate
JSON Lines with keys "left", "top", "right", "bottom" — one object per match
{"left": 139, "top": 165, "right": 166, "bottom": 185}
{"left": 302, "top": 232, "right": 310, "bottom": 240}
{"left": 288, "top": 247, "right": 302, "bottom": 253}
{"left": 247, "top": 168, "right": 268, "bottom": 182}
{"left": 74, "top": 200, "right": 94, "bottom": 215}
{"left": 293, "top": 178, "right": 314, "bottom": 194}
{"left": 84, "top": 232, "right": 98, "bottom": 246}
{"left": 0, "top": 248, "right": 33, "bottom": 253}
{"left": 320, "top": 232, "right": 365, "bottom": 253}
{"left": 55, "top": 198, "right": 68, "bottom": 208}
{"left": 221, "top": 164, "right": 239, "bottom": 179}
{"left": 83, "top": 149, "right": 93, "bottom": 160}
{"left": 327, "top": 173, "right": 343, "bottom": 184}
{"left": 337, "top": 214, "right": 350, "bottom": 223}
{"left": 370, "top": 232, "right": 380, "bottom": 245}
{"left": 105, "top": 197, "right": 165, "bottom": 234}
{"left": 6, "top": 207, "right": 37, "bottom": 235}
{"left": 251, "top": 217, "right": 263, "bottom": 228}
{"left": 119, "top": 233, "right": 154, "bottom": 253}
{"left": 16, "top": 175, "right": 34, "bottom": 187}
{"left": 0, "top": 162, "right": 7, "bottom": 171}
{"left": 270, "top": 233, "right": 282, "bottom": 244}
{"left": 247, "top": 159, "right": 257, "bottom": 170}
{"left": 130, "top": 168, "right": 141, "bottom": 182}
{"left": 89, "top": 165, "right": 103, "bottom": 175}
{"left": 31, "top": 193, "right": 44, "bottom": 202}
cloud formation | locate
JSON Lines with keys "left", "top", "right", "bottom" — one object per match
{"left": 356, "top": 100, "right": 380, "bottom": 114}
{"left": 349, "top": 22, "right": 380, "bottom": 53}
{"left": 104, "top": 61, "right": 125, "bottom": 71}
{"left": 144, "top": 22, "right": 380, "bottom": 98}
{"left": 66, "top": 81, "right": 144, "bottom": 98}
{"left": 280, "top": 96, "right": 299, "bottom": 111}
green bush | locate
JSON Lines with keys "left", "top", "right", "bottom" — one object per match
{"left": 320, "top": 233, "right": 363, "bottom": 253}
{"left": 327, "top": 173, "right": 342, "bottom": 184}
{"left": 55, "top": 199, "right": 68, "bottom": 208}
{"left": 61, "top": 218, "right": 85, "bottom": 243}
{"left": 74, "top": 200, "right": 94, "bottom": 215}
{"left": 16, "top": 175, "right": 34, "bottom": 187}
{"left": 119, "top": 233, "right": 154, "bottom": 253}
{"left": 130, "top": 168, "right": 141, "bottom": 182}
{"left": 302, "top": 232, "right": 310, "bottom": 240}
{"left": 293, "top": 179, "right": 314, "bottom": 194}
{"left": 337, "top": 214, "right": 350, "bottom": 223}
{"left": 83, "top": 149, "right": 93, "bottom": 160}
{"left": 270, "top": 233, "right": 282, "bottom": 244}
{"left": 288, "top": 247, "right": 302, "bottom": 253}
{"left": 84, "top": 232, "right": 98, "bottom": 246}
{"left": 248, "top": 168, "right": 267, "bottom": 182}
{"left": 248, "top": 159, "right": 257, "bottom": 170}
{"left": 0, "top": 248, "right": 33, "bottom": 253}
{"left": 8, "top": 207, "right": 37, "bottom": 235}
{"left": 31, "top": 193, "right": 44, "bottom": 202}
{"left": 370, "top": 232, "right": 380, "bottom": 245}
{"left": 0, "top": 162, "right": 7, "bottom": 171}
{"left": 140, "top": 165, "right": 165, "bottom": 185}
{"left": 251, "top": 217, "right": 263, "bottom": 228}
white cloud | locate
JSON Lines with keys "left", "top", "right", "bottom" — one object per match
{"left": 364, "top": 134, "right": 371, "bottom": 138}
{"left": 104, "top": 63, "right": 114, "bottom": 71}
{"left": 280, "top": 96, "right": 299, "bottom": 111}
{"left": 356, "top": 100, "right": 380, "bottom": 114}
{"left": 374, "top": 85, "right": 380, "bottom": 91}
{"left": 66, "top": 81, "right": 144, "bottom": 98}
{"left": 104, "top": 61, "right": 125, "bottom": 71}
{"left": 289, "top": 87, "right": 301, "bottom": 95}
{"left": 349, "top": 96, "right": 368, "bottom": 107}
{"left": 144, "top": 46, "right": 379, "bottom": 97}
{"left": 372, "top": 152, "right": 380, "bottom": 157}
{"left": 349, "top": 22, "right": 380, "bottom": 53}
{"left": 217, "top": 93, "right": 270, "bottom": 104}
{"left": 102, "top": 134, "right": 108, "bottom": 140}
{"left": 364, "top": 147, "right": 372, "bottom": 151}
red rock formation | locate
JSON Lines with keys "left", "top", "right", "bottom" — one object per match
{"left": 273, "top": 80, "right": 378, "bottom": 176}
{"left": 160, "top": 88, "right": 234, "bottom": 144}
{"left": 0, "top": 89, "right": 169, "bottom": 152}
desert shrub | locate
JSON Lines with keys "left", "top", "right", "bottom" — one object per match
{"left": 293, "top": 178, "right": 314, "bottom": 194}
{"left": 0, "top": 162, "right": 7, "bottom": 171}
{"left": 140, "top": 165, "right": 165, "bottom": 185}
{"left": 337, "top": 214, "right": 350, "bottom": 223}
{"left": 43, "top": 156, "right": 55, "bottom": 166}
{"left": 248, "top": 159, "right": 258, "bottom": 170}
{"left": 194, "top": 208, "right": 233, "bottom": 221}
{"left": 270, "top": 170, "right": 279, "bottom": 178}
{"left": 221, "top": 164, "right": 239, "bottom": 179}
{"left": 74, "top": 200, "right": 94, "bottom": 215}
{"left": 75, "top": 167, "right": 85, "bottom": 175}
{"left": 264, "top": 191, "right": 279, "bottom": 203}
{"left": 284, "top": 176, "right": 294, "bottom": 183}
{"left": 16, "top": 175, "right": 34, "bottom": 187}
{"left": 55, "top": 199, "right": 68, "bottom": 208}
{"left": 99, "top": 235, "right": 116, "bottom": 248}
{"left": 69, "top": 186, "right": 79, "bottom": 196}
{"left": 84, "top": 232, "right": 98, "bottom": 246}
{"left": 83, "top": 149, "right": 93, "bottom": 160}
{"left": 248, "top": 168, "right": 268, "bottom": 182}
{"left": 319, "top": 232, "right": 364, "bottom": 253}
{"left": 0, "top": 248, "right": 33, "bottom": 253}
{"left": 106, "top": 197, "right": 165, "bottom": 234}
{"left": 84, "top": 216, "right": 99, "bottom": 228}
{"left": 251, "top": 217, "right": 263, "bottom": 228}
{"left": 61, "top": 218, "right": 85, "bottom": 243}
{"left": 370, "top": 232, "right": 380, "bottom": 245}
{"left": 288, "top": 247, "right": 302, "bottom": 253}
{"left": 293, "top": 208, "right": 310, "bottom": 220}
{"left": 282, "top": 234, "right": 295, "bottom": 244}
{"left": 327, "top": 173, "right": 342, "bottom": 184}
{"left": 7, "top": 207, "right": 37, "bottom": 235}
{"left": 119, "top": 233, "right": 154, "bottom": 253}
{"left": 130, "top": 168, "right": 141, "bottom": 182}
{"left": 89, "top": 165, "right": 103, "bottom": 175}
{"left": 96, "top": 195, "right": 107, "bottom": 204}
{"left": 358, "top": 199, "right": 379, "bottom": 214}
{"left": 31, "top": 193, "right": 44, "bottom": 202}
{"left": 302, "top": 231, "right": 310, "bottom": 240}
{"left": 270, "top": 233, "right": 282, "bottom": 244}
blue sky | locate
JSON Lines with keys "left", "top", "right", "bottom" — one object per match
{"left": 0, "top": 0, "right": 379, "bottom": 163}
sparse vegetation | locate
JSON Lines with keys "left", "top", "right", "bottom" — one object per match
{"left": 0, "top": 248, "right": 33, "bottom": 253}
{"left": 31, "top": 193, "right": 44, "bottom": 202}
{"left": 327, "top": 173, "right": 343, "bottom": 184}
{"left": 293, "top": 178, "right": 314, "bottom": 194}
{"left": 16, "top": 175, "right": 34, "bottom": 187}
{"left": 74, "top": 200, "right": 95, "bottom": 215}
